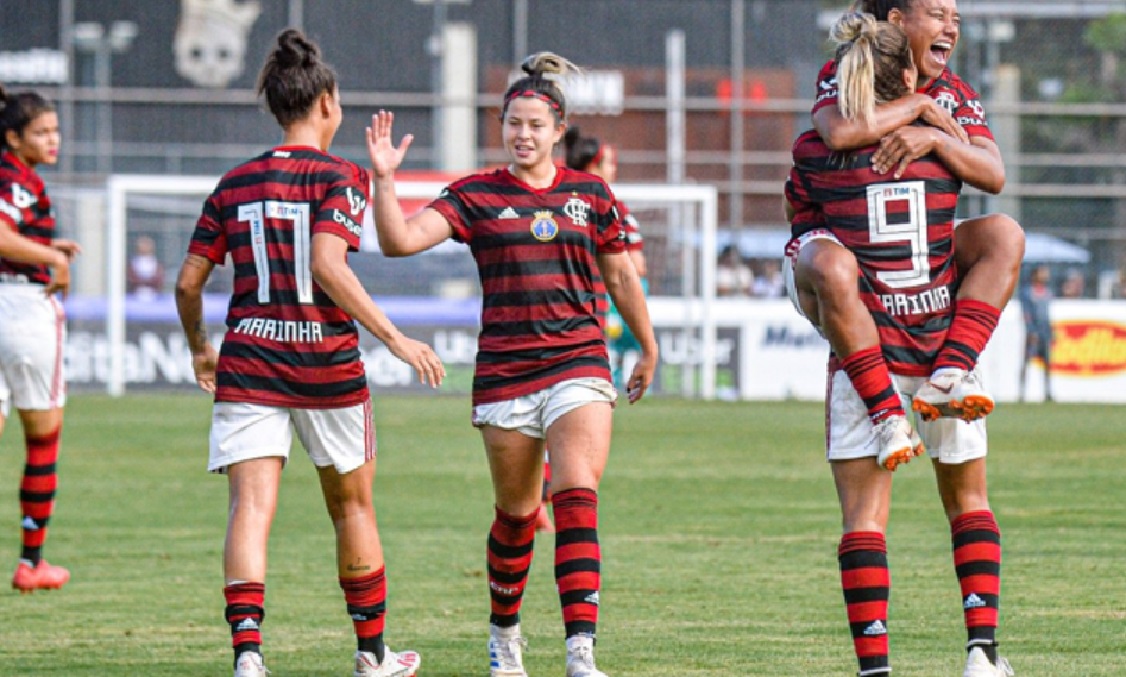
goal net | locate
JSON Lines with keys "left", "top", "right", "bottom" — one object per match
{"left": 85, "top": 175, "right": 718, "bottom": 398}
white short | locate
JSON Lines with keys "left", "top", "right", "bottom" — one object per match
{"left": 826, "top": 369, "right": 987, "bottom": 465}
{"left": 208, "top": 400, "right": 375, "bottom": 474}
{"left": 471, "top": 378, "right": 617, "bottom": 438}
{"left": 0, "top": 286, "right": 66, "bottom": 417}
{"left": 782, "top": 228, "right": 841, "bottom": 329}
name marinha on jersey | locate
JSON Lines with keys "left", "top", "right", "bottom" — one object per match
{"left": 233, "top": 318, "right": 324, "bottom": 343}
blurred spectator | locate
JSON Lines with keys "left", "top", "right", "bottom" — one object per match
{"left": 1060, "top": 268, "right": 1085, "bottom": 299}
{"left": 127, "top": 235, "right": 164, "bottom": 297}
{"left": 752, "top": 259, "right": 784, "bottom": 298}
{"left": 1019, "top": 264, "right": 1053, "bottom": 402}
{"left": 716, "top": 244, "right": 753, "bottom": 297}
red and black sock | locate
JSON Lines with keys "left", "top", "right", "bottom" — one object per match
{"left": 951, "top": 511, "right": 1002, "bottom": 664}
{"left": 542, "top": 455, "right": 552, "bottom": 502}
{"left": 341, "top": 568, "right": 387, "bottom": 662}
{"left": 552, "top": 487, "right": 600, "bottom": 639}
{"left": 934, "top": 300, "right": 1001, "bottom": 372}
{"left": 20, "top": 429, "right": 60, "bottom": 565}
{"left": 839, "top": 532, "right": 891, "bottom": 677}
{"left": 488, "top": 506, "right": 538, "bottom": 627}
{"left": 224, "top": 582, "right": 265, "bottom": 664}
{"left": 840, "top": 347, "right": 903, "bottom": 424}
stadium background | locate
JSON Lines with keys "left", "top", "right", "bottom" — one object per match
{"left": 2, "top": 0, "right": 1125, "bottom": 400}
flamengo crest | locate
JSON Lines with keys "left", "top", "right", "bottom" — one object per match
{"left": 563, "top": 194, "right": 590, "bottom": 226}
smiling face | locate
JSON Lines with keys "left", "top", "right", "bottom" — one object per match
{"left": 6, "top": 110, "right": 60, "bottom": 168}
{"left": 502, "top": 96, "right": 564, "bottom": 173}
{"left": 892, "top": 0, "right": 960, "bottom": 85}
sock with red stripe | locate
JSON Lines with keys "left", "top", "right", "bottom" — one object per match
{"left": 951, "top": 510, "right": 1002, "bottom": 664}
{"left": 224, "top": 582, "right": 265, "bottom": 664}
{"left": 341, "top": 568, "right": 387, "bottom": 662}
{"left": 488, "top": 506, "right": 538, "bottom": 627}
{"left": 19, "top": 429, "right": 60, "bottom": 566}
{"left": 840, "top": 347, "right": 903, "bottom": 424}
{"left": 934, "top": 300, "right": 1001, "bottom": 372}
{"left": 552, "top": 487, "right": 600, "bottom": 638}
{"left": 839, "top": 531, "right": 891, "bottom": 677}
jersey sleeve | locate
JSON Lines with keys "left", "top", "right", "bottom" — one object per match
{"left": 594, "top": 180, "right": 626, "bottom": 254}
{"left": 314, "top": 162, "right": 369, "bottom": 252}
{"left": 187, "top": 189, "right": 229, "bottom": 264}
{"left": 810, "top": 60, "right": 839, "bottom": 117}
{"left": 429, "top": 182, "right": 473, "bottom": 244}
{"left": 619, "top": 202, "right": 644, "bottom": 251}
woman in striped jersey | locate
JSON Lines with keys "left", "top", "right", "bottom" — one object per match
{"left": 366, "top": 52, "right": 657, "bottom": 677}
{"left": 785, "top": 13, "right": 1013, "bottom": 677}
{"left": 175, "top": 28, "right": 442, "bottom": 677}
{"left": 0, "top": 84, "right": 79, "bottom": 594}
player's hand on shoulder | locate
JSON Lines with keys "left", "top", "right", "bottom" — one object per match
{"left": 386, "top": 333, "right": 446, "bottom": 388}
{"left": 915, "top": 95, "right": 968, "bottom": 144}
{"left": 872, "top": 125, "right": 938, "bottom": 179}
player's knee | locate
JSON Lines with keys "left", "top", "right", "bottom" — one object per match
{"left": 802, "top": 244, "right": 858, "bottom": 295}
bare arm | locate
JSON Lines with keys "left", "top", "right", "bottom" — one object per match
{"left": 310, "top": 232, "right": 445, "bottom": 387}
{"left": 871, "top": 127, "right": 1006, "bottom": 194}
{"left": 813, "top": 93, "right": 967, "bottom": 150}
{"left": 598, "top": 250, "right": 658, "bottom": 403}
{"left": 174, "top": 253, "right": 218, "bottom": 392}
{"left": 365, "top": 111, "right": 454, "bottom": 256}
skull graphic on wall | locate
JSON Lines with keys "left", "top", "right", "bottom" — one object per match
{"left": 174, "top": 0, "right": 261, "bottom": 88}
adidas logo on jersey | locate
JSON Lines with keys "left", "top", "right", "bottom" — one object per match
{"left": 964, "top": 593, "right": 987, "bottom": 609}
{"left": 862, "top": 620, "right": 887, "bottom": 636}
{"left": 498, "top": 206, "right": 519, "bottom": 219}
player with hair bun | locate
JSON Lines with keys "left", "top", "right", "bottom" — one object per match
{"left": 367, "top": 51, "right": 657, "bottom": 677}
{"left": 785, "top": 13, "right": 1014, "bottom": 677}
{"left": 0, "top": 83, "right": 80, "bottom": 594}
{"left": 175, "top": 28, "right": 442, "bottom": 677}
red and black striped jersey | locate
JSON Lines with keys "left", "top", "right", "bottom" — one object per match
{"left": 620, "top": 202, "right": 643, "bottom": 252}
{"left": 0, "top": 151, "right": 55, "bottom": 285}
{"left": 428, "top": 166, "right": 626, "bottom": 405}
{"left": 188, "top": 146, "right": 371, "bottom": 408}
{"left": 812, "top": 60, "right": 994, "bottom": 141}
{"left": 786, "top": 129, "right": 961, "bottom": 375}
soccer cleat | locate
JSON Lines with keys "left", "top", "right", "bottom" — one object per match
{"left": 11, "top": 559, "right": 70, "bottom": 593}
{"left": 963, "top": 647, "right": 1014, "bottom": 677}
{"left": 873, "top": 415, "right": 924, "bottom": 471}
{"left": 912, "top": 370, "right": 995, "bottom": 422}
{"left": 354, "top": 647, "right": 421, "bottom": 677}
{"left": 233, "top": 651, "right": 268, "bottom": 677}
{"left": 565, "top": 635, "right": 608, "bottom": 677}
{"left": 535, "top": 503, "right": 555, "bottom": 533}
{"left": 489, "top": 624, "right": 529, "bottom": 677}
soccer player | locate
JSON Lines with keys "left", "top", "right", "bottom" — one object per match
{"left": 366, "top": 52, "right": 658, "bottom": 677}
{"left": 802, "top": 0, "right": 1025, "bottom": 433}
{"left": 0, "top": 84, "right": 79, "bottom": 593}
{"left": 1019, "top": 264, "right": 1054, "bottom": 402}
{"left": 174, "top": 29, "right": 443, "bottom": 677}
{"left": 785, "top": 13, "right": 1014, "bottom": 677}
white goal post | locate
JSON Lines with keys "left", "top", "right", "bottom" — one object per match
{"left": 104, "top": 175, "right": 718, "bottom": 398}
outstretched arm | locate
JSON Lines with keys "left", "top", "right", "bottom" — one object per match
{"left": 366, "top": 111, "right": 454, "bottom": 256}
{"left": 813, "top": 93, "right": 968, "bottom": 150}
{"left": 310, "top": 232, "right": 445, "bottom": 387}
{"left": 598, "top": 250, "right": 658, "bottom": 403}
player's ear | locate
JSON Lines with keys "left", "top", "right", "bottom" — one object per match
{"left": 318, "top": 90, "right": 334, "bottom": 118}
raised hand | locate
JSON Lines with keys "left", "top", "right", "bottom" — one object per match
{"left": 365, "top": 110, "right": 414, "bottom": 179}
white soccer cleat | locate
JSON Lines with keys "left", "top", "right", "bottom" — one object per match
{"left": 233, "top": 651, "right": 268, "bottom": 677}
{"left": 354, "top": 647, "right": 421, "bottom": 677}
{"left": 565, "top": 635, "right": 609, "bottom": 677}
{"left": 963, "top": 647, "right": 1014, "bottom": 677}
{"left": 489, "top": 624, "right": 529, "bottom": 677}
{"left": 873, "top": 414, "right": 924, "bottom": 471}
{"left": 913, "top": 370, "right": 995, "bottom": 422}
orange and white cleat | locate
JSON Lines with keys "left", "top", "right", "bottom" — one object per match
{"left": 873, "top": 415, "right": 925, "bottom": 471}
{"left": 12, "top": 559, "right": 70, "bottom": 593}
{"left": 913, "top": 370, "right": 995, "bottom": 422}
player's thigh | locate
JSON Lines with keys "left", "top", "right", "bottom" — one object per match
{"left": 543, "top": 379, "right": 616, "bottom": 490}
{"left": 292, "top": 400, "right": 375, "bottom": 475}
{"left": 0, "top": 292, "right": 65, "bottom": 412}
{"left": 209, "top": 402, "right": 294, "bottom": 473}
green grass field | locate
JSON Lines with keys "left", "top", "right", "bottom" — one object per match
{"left": 0, "top": 394, "right": 1122, "bottom": 676}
